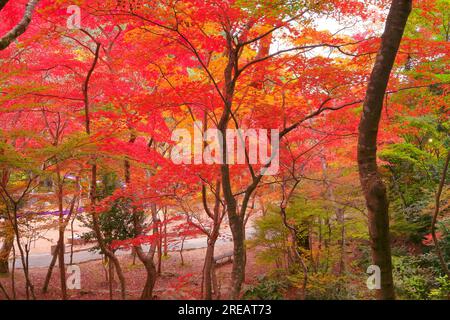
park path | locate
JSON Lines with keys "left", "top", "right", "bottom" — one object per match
{"left": 11, "top": 227, "right": 256, "bottom": 269}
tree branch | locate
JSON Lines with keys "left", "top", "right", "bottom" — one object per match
{"left": 0, "top": 0, "right": 40, "bottom": 51}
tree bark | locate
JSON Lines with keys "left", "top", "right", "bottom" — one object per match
{"left": 140, "top": 259, "right": 157, "bottom": 300}
{"left": 357, "top": 0, "right": 412, "bottom": 300}
{"left": 203, "top": 241, "right": 215, "bottom": 300}
{"left": 202, "top": 197, "right": 223, "bottom": 300}
{"left": 0, "top": 222, "right": 13, "bottom": 274}
{"left": 129, "top": 203, "right": 158, "bottom": 300}
{"left": 132, "top": 204, "right": 158, "bottom": 300}
{"left": 228, "top": 214, "right": 246, "bottom": 299}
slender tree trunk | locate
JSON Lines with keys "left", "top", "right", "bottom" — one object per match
{"left": 140, "top": 259, "right": 157, "bottom": 300}
{"left": 220, "top": 113, "right": 248, "bottom": 299}
{"left": 163, "top": 208, "right": 168, "bottom": 257}
{"left": 134, "top": 205, "right": 159, "bottom": 300}
{"left": 337, "top": 209, "right": 346, "bottom": 274}
{"left": 42, "top": 191, "right": 78, "bottom": 293}
{"left": 203, "top": 228, "right": 220, "bottom": 300}
{"left": 82, "top": 43, "right": 126, "bottom": 299}
{"left": 203, "top": 241, "right": 215, "bottom": 300}
{"left": 0, "top": 176, "right": 36, "bottom": 299}
{"left": 157, "top": 223, "right": 162, "bottom": 274}
{"left": 90, "top": 164, "right": 127, "bottom": 299}
{"left": 108, "top": 260, "right": 114, "bottom": 300}
{"left": 218, "top": 41, "right": 266, "bottom": 298}
{"left": 215, "top": 34, "right": 250, "bottom": 299}
{"left": 124, "top": 143, "right": 158, "bottom": 300}
{"left": 228, "top": 214, "right": 246, "bottom": 299}
{"left": 42, "top": 245, "right": 58, "bottom": 294}
{"left": 11, "top": 204, "right": 35, "bottom": 299}
{"left": 179, "top": 236, "right": 186, "bottom": 266}
{"left": 132, "top": 217, "right": 158, "bottom": 301}
{"left": 57, "top": 227, "right": 67, "bottom": 299}
{"left": 11, "top": 244, "right": 15, "bottom": 299}
{"left": 431, "top": 151, "right": 450, "bottom": 278}
{"left": 199, "top": 179, "right": 223, "bottom": 300}
{"left": 280, "top": 206, "right": 307, "bottom": 300}
{"left": 70, "top": 211, "right": 76, "bottom": 265}
{"left": 56, "top": 168, "right": 67, "bottom": 300}
{"left": 357, "top": 0, "right": 412, "bottom": 300}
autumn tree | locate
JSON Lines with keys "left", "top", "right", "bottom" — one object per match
{"left": 357, "top": 0, "right": 413, "bottom": 300}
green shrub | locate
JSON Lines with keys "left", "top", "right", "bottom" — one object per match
{"left": 242, "top": 276, "right": 289, "bottom": 300}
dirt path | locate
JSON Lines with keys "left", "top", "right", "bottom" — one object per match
{"left": 10, "top": 222, "right": 255, "bottom": 269}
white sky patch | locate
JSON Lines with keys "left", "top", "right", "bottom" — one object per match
{"left": 269, "top": 3, "right": 387, "bottom": 56}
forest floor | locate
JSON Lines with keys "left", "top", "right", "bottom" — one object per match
{"left": 0, "top": 244, "right": 267, "bottom": 300}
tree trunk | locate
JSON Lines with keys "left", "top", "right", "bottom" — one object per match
{"left": 203, "top": 242, "right": 215, "bottom": 300}
{"left": 163, "top": 208, "right": 168, "bottom": 257}
{"left": 56, "top": 168, "right": 67, "bottom": 300}
{"left": 216, "top": 33, "right": 249, "bottom": 299}
{"left": 203, "top": 232, "right": 221, "bottom": 300}
{"left": 229, "top": 214, "right": 246, "bottom": 299}
{"left": 357, "top": 0, "right": 412, "bottom": 300}
{"left": 140, "top": 259, "right": 157, "bottom": 300}
{"left": 11, "top": 204, "right": 35, "bottom": 299}
{"left": 42, "top": 244, "right": 58, "bottom": 293}
{"left": 125, "top": 146, "right": 158, "bottom": 300}
{"left": 179, "top": 236, "right": 186, "bottom": 266}
{"left": 200, "top": 179, "right": 223, "bottom": 300}
{"left": 108, "top": 260, "right": 114, "bottom": 300}
{"left": 82, "top": 42, "right": 126, "bottom": 299}
{"left": 431, "top": 151, "right": 450, "bottom": 278}
{"left": 157, "top": 222, "right": 162, "bottom": 274}
{"left": 280, "top": 206, "right": 308, "bottom": 300}
{"left": 90, "top": 164, "right": 127, "bottom": 300}
{"left": 42, "top": 193, "right": 77, "bottom": 294}
{"left": 57, "top": 224, "right": 67, "bottom": 300}
{"left": 0, "top": 223, "right": 13, "bottom": 274}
